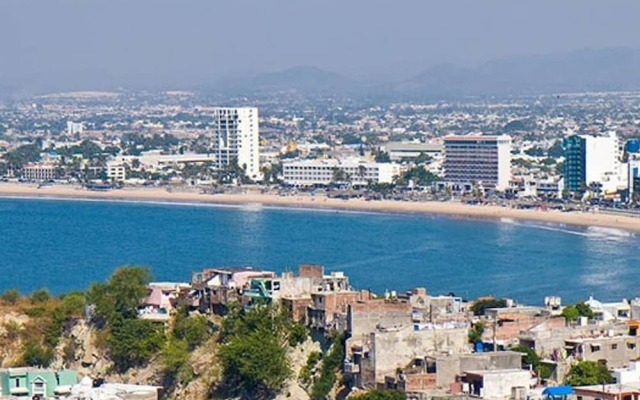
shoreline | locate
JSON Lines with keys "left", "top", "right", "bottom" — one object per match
{"left": 0, "top": 183, "right": 639, "bottom": 232}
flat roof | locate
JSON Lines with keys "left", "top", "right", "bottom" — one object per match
{"left": 464, "top": 368, "right": 528, "bottom": 376}
{"left": 444, "top": 135, "right": 511, "bottom": 142}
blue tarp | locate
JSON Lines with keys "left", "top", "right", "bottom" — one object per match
{"left": 543, "top": 386, "right": 575, "bottom": 396}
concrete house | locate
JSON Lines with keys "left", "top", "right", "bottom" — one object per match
{"left": 0, "top": 368, "right": 77, "bottom": 398}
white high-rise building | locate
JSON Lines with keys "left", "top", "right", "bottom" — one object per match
{"left": 66, "top": 121, "right": 84, "bottom": 135}
{"left": 211, "top": 107, "right": 260, "bottom": 180}
{"left": 564, "top": 131, "right": 624, "bottom": 194}
{"left": 443, "top": 134, "right": 512, "bottom": 191}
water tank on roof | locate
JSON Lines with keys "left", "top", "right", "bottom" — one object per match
{"left": 627, "top": 139, "right": 640, "bottom": 154}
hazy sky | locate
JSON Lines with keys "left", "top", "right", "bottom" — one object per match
{"left": 2, "top": 0, "right": 640, "bottom": 92}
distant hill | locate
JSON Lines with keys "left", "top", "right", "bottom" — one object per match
{"left": 390, "top": 47, "right": 640, "bottom": 99}
{"left": 212, "top": 66, "right": 360, "bottom": 95}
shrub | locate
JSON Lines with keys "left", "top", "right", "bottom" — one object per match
{"left": 565, "top": 360, "right": 614, "bottom": 386}
{"left": 61, "top": 292, "right": 86, "bottom": 319}
{"left": 30, "top": 289, "right": 51, "bottom": 304}
{"left": 288, "top": 322, "right": 308, "bottom": 347}
{"left": 107, "top": 317, "right": 165, "bottom": 373}
{"left": 299, "top": 351, "right": 322, "bottom": 385}
{"left": 468, "top": 321, "right": 485, "bottom": 344}
{"left": 3, "top": 320, "right": 23, "bottom": 341}
{"left": 22, "top": 341, "right": 55, "bottom": 367}
{"left": 162, "top": 338, "right": 190, "bottom": 375}
{"left": 218, "top": 304, "right": 292, "bottom": 398}
{"left": 1, "top": 289, "right": 20, "bottom": 305}
{"left": 311, "top": 335, "right": 345, "bottom": 400}
{"left": 352, "top": 389, "right": 407, "bottom": 400}
{"left": 173, "top": 308, "right": 211, "bottom": 350}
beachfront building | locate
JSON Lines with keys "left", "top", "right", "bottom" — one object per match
{"left": 443, "top": 134, "right": 512, "bottom": 191}
{"left": 563, "top": 131, "right": 624, "bottom": 195}
{"left": 22, "top": 162, "right": 56, "bottom": 181}
{"left": 114, "top": 151, "right": 216, "bottom": 173}
{"left": 211, "top": 107, "right": 260, "bottom": 180}
{"left": 281, "top": 158, "right": 400, "bottom": 187}
{"left": 627, "top": 140, "right": 640, "bottom": 201}
{"left": 106, "top": 160, "right": 126, "bottom": 182}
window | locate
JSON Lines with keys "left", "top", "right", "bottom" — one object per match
{"left": 15, "top": 378, "right": 19, "bottom": 387}
{"left": 612, "top": 344, "right": 618, "bottom": 350}
{"left": 628, "top": 342, "right": 636, "bottom": 350}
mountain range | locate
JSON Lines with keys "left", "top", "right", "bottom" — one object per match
{"left": 3, "top": 47, "right": 640, "bottom": 99}
{"left": 211, "top": 47, "right": 640, "bottom": 99}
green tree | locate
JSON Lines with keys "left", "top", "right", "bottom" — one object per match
{"left": 22, "top": 341, "right": 55, "bottom": 367}
{"left": 511, "top": 345, "right": 540, "bottom": 367}
{"left": 401, "top": 166, "right": 438, "bottom": 187}
{"left": 172, "top": 307, "right": 211, "bottom": 350}
{"left": 524, "top": 146, "right": 545, "bottom": 157}
{"left": 107, "top": 317, "right": 165, "bottom": 373}
{"left": 162, "top": 337, "right": 191, "bottom": 377}
{"left": 565, "top": 361, "right": 614, "bottom": 386}
{"left": 561, "top": 305, "right": 580, "bottom": 321}
{"left": 30, "top": 289, "right": 51, "bottom": 304}
{"left": 288, "top": 322, "right": 308, "bottom": 347}
{"left": 471, "top": 298, "right": 507, "bottom": 316}
{"left": 373, "top": 150, "right": 391, "bottom": 163}
{"left": 352, "top": 390, "right": 407, "bottom": 400}
{"left": 60, "top": 292, "right": 86, "bottom": 319}
{"left": 331, "top": 167, "right": 348, "bottom": 185}
{"left": 1, "top": 288, "right": 20, "bottom": 305}
{"left": 547, "top": 140, "right": 564, "bottom": 158}
{"left": 468, "top": 321, "right": 485, "bottom": 344}
{"left": 87, "top": 266, "right": 151, "bottom": 325}
{"left": 562, "top": 302, "right": 593, "bottom": 322}
{"left": 311, "top": 333, "right": 345, "bottom": 400}
{"left": 218, "top": 304, "right": 292, "bottom": 399}
{"left": 575, "top": 302, "right": 594, "bottom": 319}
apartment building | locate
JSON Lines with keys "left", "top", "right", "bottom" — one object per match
{"left": 443, "top": 135, "right": 512, "bottom": 191}
{"left": 211, "top": 107, "right": 260, "bottom": 180}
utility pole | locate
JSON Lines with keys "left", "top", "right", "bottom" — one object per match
{"left": 493, "top": 314, "right": 498, "bottom": 351}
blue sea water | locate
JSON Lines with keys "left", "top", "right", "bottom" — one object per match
{"left": 0, "top": 197, "right": 638, "bottom": 305}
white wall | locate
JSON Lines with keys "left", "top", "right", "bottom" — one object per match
{"left": 497, "top": 136, "right": 512, "bottom": 190}
{"left": 584, "top": 132, "right": 622, "bottom": 193}
{"left": 482, "top": 370, "right": 530, "bottom": 399}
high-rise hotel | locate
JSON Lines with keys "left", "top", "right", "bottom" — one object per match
{"left": 211, "top": 107, "right": 260, "bottom": 180}
{"left": 563, "top": 131, "right": 622, "bottom": 194}
{"left": 443, "top": 135, "right": 512, "bottom": 191}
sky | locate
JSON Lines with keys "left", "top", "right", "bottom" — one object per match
{"left": 2, "top": 0, "right": 640, "bottom": 92}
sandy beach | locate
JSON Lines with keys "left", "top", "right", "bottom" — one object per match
{"left": 0, "top": 182, "right": 638, "bottom": 232}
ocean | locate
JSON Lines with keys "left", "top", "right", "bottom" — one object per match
{"left": 0, "top": 197, "right": 638, "bottom": 305}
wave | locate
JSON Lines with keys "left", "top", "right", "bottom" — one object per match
{"left": 499, "top": 218, "right": 636, "bottom": 241}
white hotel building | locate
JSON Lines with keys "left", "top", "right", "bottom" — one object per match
{"left": 443, "top": 134, "right": 512, "bottom": 191}
{"left": 211, "top": 107, "right": 260, "bottom": 180}
{"left": 282, "top": 159, "right": 400, "bottom": 187}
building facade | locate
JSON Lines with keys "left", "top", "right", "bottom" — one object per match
{"left": 106, "top": 161, "right": 126, "bottom": 182}
{"left": 22, "top": 163, "right": 56, "bottom": 181}
{"left": 211, "top": 107, "right": 260, "bottom": 180}
{"left": 381, "top": 142, "right": 443, "bottom": 161}
{"left": 443, "top": 135, "right": 511, "bottom": 191}
{"left": 0, "top": 368, "right": 77, "bottom": 398}
{"left": 563, "top": 132, "right": 622, "bottom": 194}
{"left": 282, "top": 159, "right": 400, "bottom": 187}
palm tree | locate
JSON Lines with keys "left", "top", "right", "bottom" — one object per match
{"left": 357, "top": 165, "right": 366, "bottom": 185}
